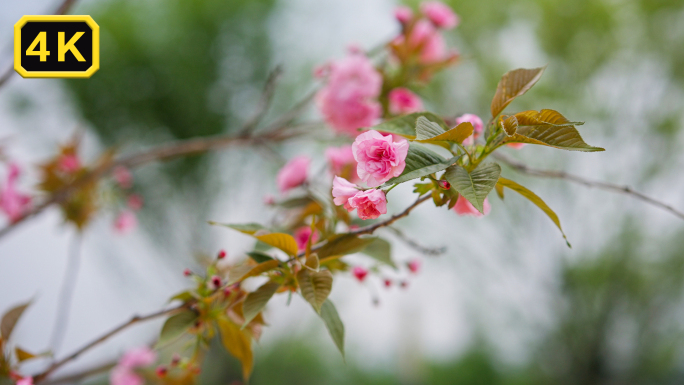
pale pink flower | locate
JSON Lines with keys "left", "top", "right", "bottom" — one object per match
{"left": 276, "top": 156, "right": 310, "bottom": 193}
{"left": 453, "top": 196, "right": 491, "bottom": 217}
{"left": 113, "top": 166, "right": 133, "bottom": 189}
{"left": 394, "top": 6, "right": 413, "bottom": 24}
{"left": 456, "top": 113, "right": 484, "bottom": 146}
{"left": 111, "top": 346, "right": 157, "bottom": 385}
{"left": 420, "top": 1, "right": 459, "bottom": 29}
{"left": 352, "top": 130, "right": 409, "bottom": 187}
{"left": 315, "top": 54, "right": 382, "bottom": 135}
{"left": 388, "top": 88, "right": 423, "bottom": 115}
{"left": 325, "top": 145, "right": 359, "bottom": 182}
{"left": 332, "top": 176, "right": 359, "bottom": 211}
{"left": 347, "top": 189, "right": 387, "bottom": 220}
{"left": 352, "top": 266, "right": 368, "bottom": 282}
{"left": 507, "top": 143, "right": 527, "bottom": 149}
{"left": 294, "top": 226, "right": 319, "bottom": 251}
{"left": 17, "top": 378, "right": 33, "bottom": 385}
{"left": 407, "top": 258, "right": 421, "bottom": 274}
{"left": 0, "top": 163, "right": 32, "bottom": 222}
{"left": 263, "top": 194, "right": 275, "bottom": 205}
{"left": 58, "top": 154, "right": 80, "bottom": 173}
{"left": 114, "top": 210, "right": 137, "bottom": 234}
{"left": 408, "top": 20, "right": 448, "bottom": 64}
{"left": 127, "top": 194, "right": 143, "bottom": 211}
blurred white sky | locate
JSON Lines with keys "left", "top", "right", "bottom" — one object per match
{"left": 1, "top": 0, "right": 684, "bottom": 381}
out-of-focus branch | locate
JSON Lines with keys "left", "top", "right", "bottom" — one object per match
{"left": 386, "top": 226, "right": 446, "bottom": 256}
{"left": 493, "top": 152, "right": 684, "bottom": 220}
{"left": 239, "top": 65, "right": 283, "bottom": 135}
{"left": 34, "top": 304, "right": 188, "bottom": 383}
{"left": 0, "top": 0, "right": 80, "bottom": 89}
{"left": 41, "top": 362, "right": 116, "bottom": 385}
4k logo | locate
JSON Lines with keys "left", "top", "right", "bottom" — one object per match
{"left": 14, "top": 15, "right": 99, "bottom": 78}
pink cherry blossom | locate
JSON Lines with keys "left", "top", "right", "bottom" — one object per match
{"left": 0, "top": 163, "right": 32, "bottom": 223}
{"left": 453, "top": 196, "right": 491, "bottom": 217}
{"left": 276, "top": 156, "right": 310, "bottom": 193}
{"left": 263, "top": 194, "right": 275, "bottom": 205}
{"left": 347, "top": 189, "right": 387, "bottom": 220}
{"left": 325, "top": 145, "right": 359, "bottom": 182}
{"left": 352, "top": 266, "right": 368, "bottom": 282}
{"left": 127, "top": 194, "right": 143, "bottom": 211}
{"left": 507, "top": 143, "right": 527, "bottom": 149}
{"left": 315, "top": 54, "right": 382, "bottom": 135}
{"left": 408, "top": 20, "right": 448, "bottom": 64}
{"left": 17, "top": 378, "right": 33, "bottom": 385}
{"left": 113, "top": 166, "right": 133, "bottom": 189}
{"left": 294, "top": 226, "right": 319, "bottom": 251}
{"left": 388, "top": 88, "right": 424, "bottom": 115}
{"left": 420, "top": 1, "right": 459, "bottom": 29}
{"left": 394, "top": 6, "right": 413, "bottom": 24}
{"left": 332, "top": 176, "right": 359, "bottom": 211}
{"left": 114, "top": 211, "right": 137, "bottom": 234}
{"left": 456, "top": 113, "right": 484, "bottom": 146}
{"left": 407, "top": 258, "right": 421, "bottom": 273}
{"left": 58, "top": 154, "right": 80, "bottom": 173}
{"left": 352, "top": 130, "right": 409, "bottom": 187}
{"left": 111, "top": 346, "right": 157, "bottom": 385}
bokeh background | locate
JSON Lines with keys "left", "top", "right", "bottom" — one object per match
{"left": 1, "top": 0, "right": 684, "bottom": 384}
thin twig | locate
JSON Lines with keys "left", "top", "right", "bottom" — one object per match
{"left": 386, "top": 226, "right": 446, "bottom": 256}
{"left": 41, "top": 362, "right": 116, "bottom": 385}
{"left": 49, "top": 233, "right": 82, "bottom": 354}
{"left": 0, "top": 0, "right": 80, "bottom": 89}
{"left": 239, "top": 65, "right": 283, "bottom": 135}
{"left": 493, "top": 152, "right": 684, "bottom": 220}
{"left": 34, "top": 304, "right": 188, "bottom": 383}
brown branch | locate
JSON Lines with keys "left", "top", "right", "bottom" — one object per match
{"left": 386, "top": 226, "right": 446, "bottom": 256}
{"left": 493, "top": 153, "right": 684, "bottom": 220}
{"left": 0, "top": 0, "right": 79, "bottom": 89}
{"left": 34, "top": 304, "right": 188, "bottom": 383}
{"left": 41, "top": 362, "right": 116, "bottom": 385}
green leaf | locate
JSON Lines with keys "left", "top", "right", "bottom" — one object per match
{"left": 210, "top": 222, "right": 265, "bottom": 235}
{"left": 158, "top": 310, "right": 198, "bottom": 346}
{"left": 212, "top": 222, "right": 299, "bottom": 256}
{"left": 361, "top": 238, "right": 396, "bottom": 269}
{"left": 304, "top": 253, "right": 320, "bottom": 271}
{"left": 169, "top": 290, "right": 195, "bottom": 303}
{"left": 297, "top": 269, "right": 333, "bottom": 313}
{"left": 415, "top": 117, "right": 473, "bottom": 144}
{"left": 384, "top": 143, "right": 458, "bottom": 186}
{"left": 247, "top": 251, "right": 274, "bottom": 264}
{"left": 317, "top": 234, "right": 377, "bottom": 261}
{"left": 444, "top": 163, "right": 501, "bottom": 213}
{"left": 1, "top": 302, "right": 30, "bottom": 340}
{"left": 491, "top": 67, "right": 545, "bottom": 117}
{"left": 368, "top": 112, "right": 448, "bottom": 138}
{"left": 233, "top": 259, "right": 281, "bottom": 283}
{"left": 502, "top": 109, "right": 603, "bottom": 152}
{"left": 319, "top": 300, "right": 345, "bottom": 358}
{"left": 217, "top": 317, "right": 253, "bottom": 380}
{"left": 497, "top": 177, "right": 571, "bottom": 247}
{"left": 242, "top": 282, "right": 280, "bottom": 328}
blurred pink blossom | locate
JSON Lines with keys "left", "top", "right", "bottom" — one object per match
{"left": 347, "top": 189, "right": 387, "bottom": 220}
{"left": 276, "top": 156, "right": 310, "bottom": 193}
{"left": 114, "top": 211, "right": 137, "bottom": 234}
{"left": 394, "top": 6, "right": 413, "bottom": 24}
{"left": 408, "top": 20, "right": 448, "bottom": 64}
{"left": 0, "top": 163, "right": 32, "bottom": 222}
{"left": 127, "top": 194, "right": 143, "bottom": 211}
{"left": 453, "top": 196, "right": 491, "bottom": 217}
{"left": 294, "top": 226, "right": 319, "bottom": 251}
{"left": 352, "top": 266, "right": 368, "bottom": 282}
{"left": 507, "top": 143, "right": 527, "bottom": 149}
{"left": 315, "top": 54, "right": 382, "bottom": 135}
{"left": 456, "top": 113, "right": 484, "bottom": 146}
{"left": 58, "top": 154, "right": 80, "bottom": 173}
{"left": 111, "top": 346, "right": 157, "bottom": 385}
{"left": 16, "top": 378, "right": 33, "bottom": 385}
{"left": 407, "top": 258, "right": 421, "bottom": 273}
{"left": 325, "top": 145, "right": 359, "bottom": 182}
{"left": 420, "top": 1, "right": 459, "bottom": 29}
{"left": 113, "top": 166, "right": 133, "bottom": 189}
{"left": 388, "top": 88, "right": 423, "bottom": 115}
{"left": 352, "top": 130, "right": 408, "bottom": 187}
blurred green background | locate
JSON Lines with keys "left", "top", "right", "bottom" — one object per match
{"left": 4, "top": 0, "right": 684, "bottom": 383}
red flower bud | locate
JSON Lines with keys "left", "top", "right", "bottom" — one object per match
{"left": 210, "top": 275, "right": 222, "bottom": 289}
{"left": 400, "top": 281, "right": 409, "bottom": 289}
{"left": 156, "top": 366, "right": 167, "bottom": 378}
{"left": 383, "top": 279, "right": 392, "bottom": 288}
{"left": 183, "top": 268, "right": 192, "bottom": 277}
{"left": 171, "top": 353, "right": 181, "bottom": 366}
{"left": 217, "top": 250, "right": 227, "bottom": 259}
{"left": 438, "top": 180, "right": 451, "bottom": 190}
{"left": 352, "top": 266, "right": 368, "bottom": 282}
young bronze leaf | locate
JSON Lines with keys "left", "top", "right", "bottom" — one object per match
{"left": 384, "top": 143, "right": 459, "bottom": 186}
{"left": 1, "top": 302, "right": 30, "bottom": 340}
{"left": 242, "top": 282, "right": 280, "bottom": 328}
{"left": 14, "top": 347, "right": 37, "bottom": 362}
{"left": 158, "top": 310, "right": 198, "bottom": 346}
{"left": 254, "top": 233, "right": 299, "bottom": 257}
{"left": 217, "top": 317, "right": 253, "bottom": 380}
{"left": 513, "top": 109, "right": 582, "bottom": 127}
{"left": 297, "top": 269, "right": 333, "bottom": 313}
{"left": 503, "top": 125, "right": 604, "bottom": 152}
{"left": 491, "top": 67, "right": 545, "bottom": 117}
{"left": 497, "top": 177, "right": 570, "bottom": 247}
{"left": 210, "top": 222, "right": 266, "bottom": 235}
{"left": 416, "top": 117, "right": 474, "bottom": 144}
{"left": 499, "top": 115, "right": 518, "bottom": 136}
{"left": 235, "top": 260, "right": 280, "bottom": 283}
{"left": 444, "top": 163, "right": 501, "bottom": 213}
{"left": 304, "top": 253, "right": 320, "bottom": 271}
{"left": 361, "top": 238, "right": 397, "bottom": 269}
{"left": 368, "top": 112, "right": 449, "bottom": 138}
{"left": 317, "top": 234, "right": 377, "bottom": 260}
{"left": 319, "top": 300, "right": 345, "bottom": 358}
{"left": 495, "top": 183, "right": 505, "bottom": 200}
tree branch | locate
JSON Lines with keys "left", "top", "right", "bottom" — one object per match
{"left": 386, "top": 226, "right": 446, "bottom": 256}
{"left": 34, "top": 304, "right": 188, "bottom": 383}
{"left": 493, "top": 153, "right": 684, "bottom": 220}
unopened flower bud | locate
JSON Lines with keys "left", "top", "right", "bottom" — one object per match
{"left": 183, "top": 268, "right": 192, "bottom": 277}
{"left": 383, "top": 279, "right": 392, "bottom": 288}
{"left": 171, "top": 354, "right": 181, "bottom": 367}
{"left": 438, "top": 180, "right": 450, "bottom": 190}
{"left": 156, "top": 366, "right": 167, "bottom": 378}
{"left": 209, "top": 275, "right": 222, "bottom": 290}
{"left": 217, "top": 250, "right": 227, "bottom": 259}
{"left": 352, "top": 266, "right": 368, "bottom": 282}
{"left": 407, "top": 258, "right": 421, "bottom": 274}
{"left": 400, "top": 281, "right": 409, "bottom": 289}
